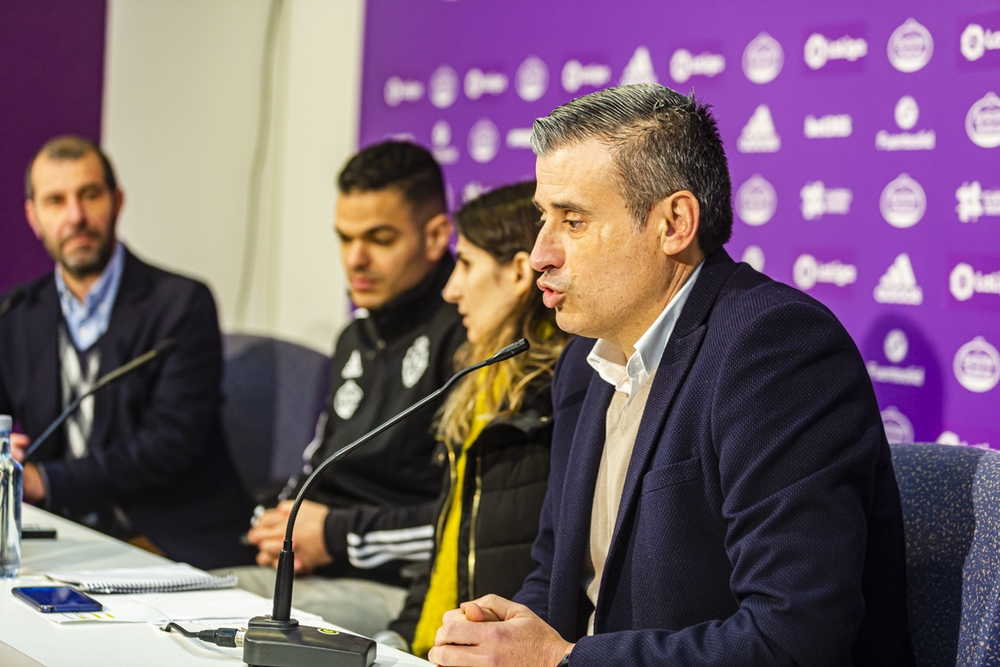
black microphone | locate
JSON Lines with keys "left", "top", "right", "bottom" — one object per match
{"left": 0, "top": 287, "right": 26, "bottom": 320}
{"left": 241, "top": 338, "right": 531, "bottom": 667}
{"left": 22, "top": 339, "right": 178, "bottom": 462}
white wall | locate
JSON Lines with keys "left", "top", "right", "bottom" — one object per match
{"left": 102, "top": 0, "right": 364, "bottom": 353}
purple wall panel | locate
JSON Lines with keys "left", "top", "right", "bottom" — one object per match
{"left": 0, "top": 0, "right": 108, "bottom": 293}
{"left": 360, "top": 0, "right": 1000, "bottom": 448}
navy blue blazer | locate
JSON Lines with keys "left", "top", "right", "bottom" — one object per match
{"left": 514, "top": 249, "right": 912, "bottom": 666}
{"left": 0, "top": 248, "right": 254, "bottom": 569}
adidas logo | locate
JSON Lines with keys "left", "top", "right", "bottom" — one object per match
{"left": 621, "top": 46, "right": 658, "bottom": 85}
{"left": 737, "top": 105, "right": 780, "bottom": 153}
{"left": 874, "top": 253, "right": 923, "bottom": 305}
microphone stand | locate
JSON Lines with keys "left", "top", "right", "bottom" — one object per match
{"left": 242, "top": 338, "right": 530, "bottom": 667}
{"left": 22, "top": 339, "right": 177, "bottom": 462}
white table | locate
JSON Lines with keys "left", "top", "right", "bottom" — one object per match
{"left": 0, "top": 505, "right": 429, "bottom": 667}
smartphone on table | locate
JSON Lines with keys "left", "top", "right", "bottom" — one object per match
{"left": 12, "top": 586, "right": 103, "bottom": 612}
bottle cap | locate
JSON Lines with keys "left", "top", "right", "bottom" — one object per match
{"left": 0, "top": 415, "right": 11, "bottom": 432}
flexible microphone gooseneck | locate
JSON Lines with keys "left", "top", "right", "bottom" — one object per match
{"left": 241, "top": 338, "right": 530, "bottom": 667}
{"left": 0, "top": 287, "right": 26, "bottom": 321}
{"left": 22, "top": 339, "right": 178, "bottom": 462}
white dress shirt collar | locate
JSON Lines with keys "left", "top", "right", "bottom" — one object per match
{"left": 587, "top": 262, "right": 703, "bottom": 401}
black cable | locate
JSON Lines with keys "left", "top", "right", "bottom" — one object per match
{"left": 161, "top": 623, "right": 244, "bottom": 648}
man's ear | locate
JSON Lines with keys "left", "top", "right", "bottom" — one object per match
{"left": 508, "top": 251, "right": 535, "bottom": 298}
{"left": 423, "top": 213, "right": 452, "bottom": 262}
{"left": 24, "top": 200, "right": 42, "bottom": 240}
{"left": 650, "top": 190, "right": 701, "bottom": 258}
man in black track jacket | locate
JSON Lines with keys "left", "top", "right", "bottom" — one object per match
{"left": 240, "top": 141, "right": 465, "bottom": 636}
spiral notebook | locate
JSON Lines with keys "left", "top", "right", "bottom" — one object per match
{"left": 45, "top": 563, "right": 238, "bottom": 594}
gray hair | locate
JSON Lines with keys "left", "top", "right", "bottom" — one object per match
{"left": 530, "top": 83, "right": 732, "bottom": 255}
{"left": 25, "top": 135, "right": 118, "bottom": 201}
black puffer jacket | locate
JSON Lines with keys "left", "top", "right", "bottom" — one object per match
{"left": 387, "top": 387, "right": 554, "bottom": 644}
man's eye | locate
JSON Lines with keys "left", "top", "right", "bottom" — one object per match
{"left": 370, "top": 234, "right": 397, "bottom": 246}
{"left": 566, "top": 219, "right": 584, "bottom": 230}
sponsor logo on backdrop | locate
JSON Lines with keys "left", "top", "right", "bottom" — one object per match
{"left": 800, "top": 182, "right": 852, "bottom": 220}
{"left": 966, "top": 92, "right": 1000, "bottom": 148}
{"left": 874, "top": 254, "right": 923, "bottom": 305}
{"left": 880, "top": 174, "right": 926, "bottom": 228}
{"left": 741, "top": 245, "right": 765, "bottom": 272}
{"left": 670, "top": 49, "right": 725, "bottom": 84}
{"left": 961, "top": 23, "right": 1000, "bottom": 62}
{"left": 736, "top": 175, "right": 777, "bottom": 226}
{"left": 516, "top": 56, "right": 549, "bottom": 102}
{"left": 621, "top": 46, "right": 658, "bottom": 85}
{"left": 867, "top": 329, "right": 925, "bottom": 386}
{"left": 949, "top": 262, "right": 1000, "bottom": 302}
{"left": 938, "top": 431, "right": 991, "bottom": 449}
{"left": 467, "top": 119, "right": 499, "bottom": 164}
{"left": 793, "top": 254, "right": 857, "bottom": 291}
{"left": 562, "top": 60, "right": 611, "bottom": 93}
{"left": 743, "top": 32, "right": 784, "bottom": 83}
{"left": 384, "top": 76, "right": 424, "bottom": 107}
{"left": 876, "top": 96, "right": 936, "bottom": 150}
{"left": 737, "top": 105, "right": 780, "bottom": 153}
{"left": 428, "top": 66, "right": 458, "bottom": 109}
{"left": 431, "top": 121, "right": 458, "bottom": 165}
{"left": 953, "top": 336, "right": 1000, "bottom": 393}
{"left": 804, "top": 113, "right": 852, "bottom": 138}
{"left": 881, "top": 406, "right": 914, "bottom": 444}
{"left": 465, "top": 68, "right": 508, "bottom": 101}
{"left": 463, "top": 182, "right": 486, "bottom": 203}
{"left": 505, "top": 128, "right": 533, "bottom": 149}
{"left": 804, "top": 32, "right": 868, "bottom": 70}
{"left": 956, "top": 181, "right": 1000, "bottom": 222}
{"left": 887, "top": 18, "right": 934, "bottom": 72}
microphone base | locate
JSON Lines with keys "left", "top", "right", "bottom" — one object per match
{"left": 243, "top": 615, "right": 376, "bottom": 667}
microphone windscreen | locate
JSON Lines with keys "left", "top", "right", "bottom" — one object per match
{"left": 490, "top": 338, "right": 530, "bottom": 363}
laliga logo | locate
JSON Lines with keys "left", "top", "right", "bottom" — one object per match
{"left": 669, "top": 49, "right": 725, "bottom": 84}
{"left": 954, "top": 336, "right": 1000, "bottom": 393}
{"left": 562, "top": 60, "right": 611, "bottom": 93}
{"left": 950, "top": 262, "right": 1000, "bottom": 302}
{"left": 384, "top": 76, "right": 424, "bottom": 107}
{"left": 887, "top": 18, "right": 933, "bottom": 72}
{"left": 966, "top": 92, "right": 1000, "bottom": 149}
{"left": 880, "top": 406, "right": 914, "bottom": 445}
{"left": 793, "top": 254, "right": 857, "bottom": 291}
{"left": 804, "top": 33, "right": 868, "bottom": 70}
{"left": 516, "top": 56, "right": 548, "bottom": 102}
{"left": 743, "top": 32, "right": 784, "bottom": 84}
{"left": 880, "top": 174, "right": 926, "bottom": 228}
{"left": 465, "top": 68, "right": 508, "bottom": 101}
{"left": 736, "top": 175, "right": 777, "bottom": 226}
{"left": 467, "top": 118, "right": 499, "bottom": 164}
{"left": 428, "top": 66, "right": 459, "bottom": 109}
{"left": 961, "top": 23, "right": 1000, "bottom": 62}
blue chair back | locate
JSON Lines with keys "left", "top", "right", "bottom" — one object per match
{"left": 891, "top": 443, "right": 1000, "bottom": 667}
{"left": 221, "top": 334, "right": 329, "bottom": 503}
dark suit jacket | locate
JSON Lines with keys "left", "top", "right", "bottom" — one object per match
{"left": 0, "top": 248, "right": 254, "bottom": 569}
{"left": 514, "top": 249, "right": 913, "bottom": 666}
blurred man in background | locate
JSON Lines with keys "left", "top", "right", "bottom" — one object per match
{"left": 0, "top": 135, "right": 254, "bottom": 569}
{"left": 239, "top": 141, "right": 465, "bottom": 636}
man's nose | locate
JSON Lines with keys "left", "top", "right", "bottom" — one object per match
{"left": 345, "top": 241, "right": 368, "bottom": 269}
{"left": 530, "top": 221, "right": 562, "bottom": 273}
{"left": 64, "top": 195, "right": 86, "bottom": 227}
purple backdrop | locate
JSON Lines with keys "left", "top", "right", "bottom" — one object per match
{"left": 0, "top": 0, "right": 108, "bottom": 294}
{"left": 360, "top": 0, "right": 1000, "bottom": 448}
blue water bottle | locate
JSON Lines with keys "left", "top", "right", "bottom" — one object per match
{"left": 0, "top": 414, "right": 22, "bottom": 577}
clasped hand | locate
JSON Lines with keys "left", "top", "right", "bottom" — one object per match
{"left": 245, "top": 499, "right": 333, "bottom": 574}
{"left": 428, "top": 594, "right": 573, "bottom": 667}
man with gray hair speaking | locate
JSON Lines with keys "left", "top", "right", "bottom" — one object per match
{"left": 429, "top": 84, "right": 912, "bottom": 666}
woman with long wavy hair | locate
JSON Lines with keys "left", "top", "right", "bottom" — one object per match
{"left": 382, "top": 181, "right": 571, "bottom": 656}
